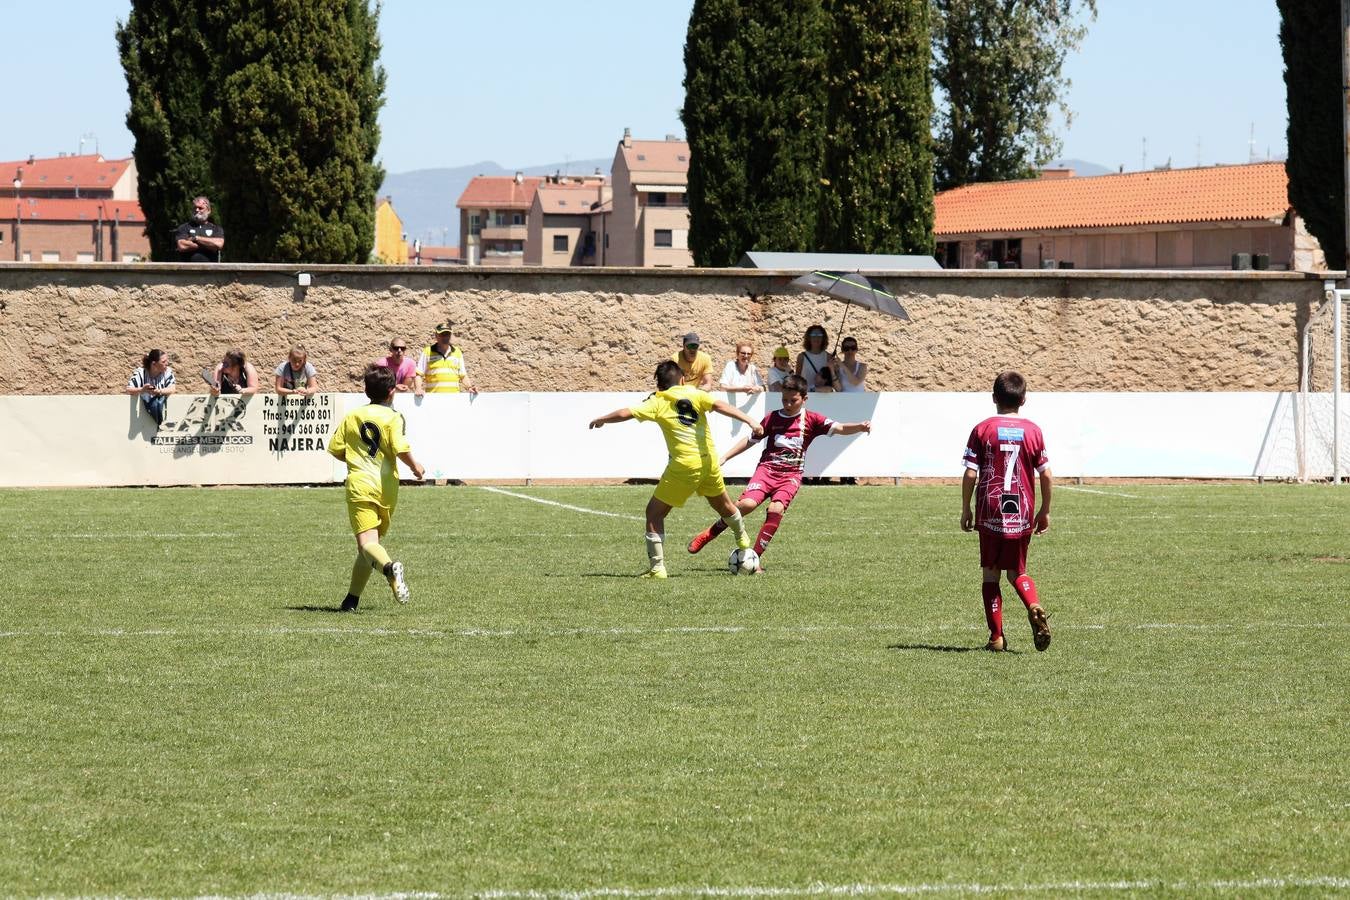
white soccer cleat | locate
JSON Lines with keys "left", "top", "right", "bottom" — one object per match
{"left": 389, "top": 561, "right": 410, "bottom": 603}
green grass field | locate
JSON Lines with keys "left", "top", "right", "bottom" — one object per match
{"left": 1, "top": 483, "right": 1347, "bottom": 898}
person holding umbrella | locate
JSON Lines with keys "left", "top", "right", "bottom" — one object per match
{"left": 795, "top": 324, "right": 834, "bottom": 392}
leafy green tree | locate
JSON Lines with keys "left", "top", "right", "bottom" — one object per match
{"left": 117, "top": 2, "right": 218, "bottom": 261}
{"left": 212, "top": 0, "right": 386, "bottom": 263}
{"left": 1278, "top": 0, "right": 1344, "bottom": 269}
{"left": 815, "top": 0, "right": 934, "bottom": 254}
{"left": 683, "top": 0, "right": 829, "bottom": 266}
{"left": 931, "top": 0, "right": 1095, "bottom": 191}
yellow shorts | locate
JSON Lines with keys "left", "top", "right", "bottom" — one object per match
{"left": 652, "top": 459, "right": 726, "bottom": 508}
{"left": 347, "top": 499, "right": 392, "bottom": 536}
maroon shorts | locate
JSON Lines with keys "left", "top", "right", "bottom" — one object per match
{"left": 740, "top": 464, "right": 804, "bottom": 511}
{"left": 979, "top": 529, "right": 1031, "bottom": 573}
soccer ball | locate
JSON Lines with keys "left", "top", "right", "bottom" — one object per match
{"left": 728, "top": 547, "right": 761, "bottom": 575}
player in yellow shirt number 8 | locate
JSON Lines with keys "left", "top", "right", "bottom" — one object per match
{"left": 589, "top": 360, "right": 764, "bottom": 578}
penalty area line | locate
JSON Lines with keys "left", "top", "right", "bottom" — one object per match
{"left": 478, "top": 486, "right": 643, "bottom": 521}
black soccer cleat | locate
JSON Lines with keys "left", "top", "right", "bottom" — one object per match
{"left": 340, "top": 594, "right": 360, "bottom": 612}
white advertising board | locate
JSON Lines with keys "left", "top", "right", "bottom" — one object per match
{"left": 0, "top": 390, "right": 1305, "bottom": 488}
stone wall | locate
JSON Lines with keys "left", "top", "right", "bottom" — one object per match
{"left": 0, "top": 264, "right": 1333, "bottom": 395}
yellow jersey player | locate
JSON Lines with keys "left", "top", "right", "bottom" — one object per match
{"left": 327, "top": 364, "right": 426, "bottom": 611}
{"left": 589, "top": 360, "right": 765, "bottom": 578}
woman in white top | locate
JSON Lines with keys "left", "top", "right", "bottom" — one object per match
{"left": 718, "top": 341, "right": 765, "bottom": 394}
{"left": 835, "top": 336, "right": 868, "bottom": 392}
{"left": 795, "top": 324, "right": 834, "bottom": 391}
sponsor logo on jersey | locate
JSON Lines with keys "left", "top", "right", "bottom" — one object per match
{"left": 997, "top": 427, "right": 1025, "bottom": 441}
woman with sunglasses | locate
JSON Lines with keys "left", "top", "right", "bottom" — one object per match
{"left": 376, "top": 338, "right": 417, "bottom": 392}
{"left": 836, "top": 336, "right": 868, "bottom": 392}
{"left": 795, "top": 324, "right": 835, "bottom": 391}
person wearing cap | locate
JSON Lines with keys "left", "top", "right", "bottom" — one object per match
{"left": 671, "top": 331, "right": 715, "bottom": 391}
{"left": 766, "top": 346, "right": 792, "bottom": 390}
{"left": 414, "top": 322, "right": 477, "bottom": 396}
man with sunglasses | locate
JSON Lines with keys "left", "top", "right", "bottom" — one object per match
{"left": 671, "top": 331, "right": 715, "bottom": 391}
{"left": 375, "top": 338, "right": 417, "bottom": 392}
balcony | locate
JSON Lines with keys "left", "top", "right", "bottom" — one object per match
{"left": 482, "top": 224, "right": 527, "bottom": 240}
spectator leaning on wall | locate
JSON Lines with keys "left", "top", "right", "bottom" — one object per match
{"left": 414, "top": 322, "right": 477, "bottom": 396}
{"left": 671, "top": 331, "right": 715, "bottom": 390}
{"left": 125, "top": 349, "right": 176, "bottom": 425}
{"left": 209, "top": 349, "right": 260, "bottom": 396}
{"left": 375, "top": 338, "right": 417, "bottom": 392}
{"left": 275, "top": 346, "right": 320, "bottom": 396}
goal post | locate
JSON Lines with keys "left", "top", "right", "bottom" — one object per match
{"left": 1298, "top": 283, "right": 1347, "bottom": 483}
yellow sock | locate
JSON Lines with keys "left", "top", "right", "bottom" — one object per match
{"left": 722, "top": 510, "right": 751, "bottom": 549}
{"left": 361, "top": 541, "right": 393, "bottom": 573}
{"left": 347, "top": 554, "right": 374, "bottom": 597}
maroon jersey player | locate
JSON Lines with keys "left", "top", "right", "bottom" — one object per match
{"left": 960, "top": 371, "right": 1053, "bottom": 652}
{"left": 688, "top": 374, "right": 871, "bottom": 570}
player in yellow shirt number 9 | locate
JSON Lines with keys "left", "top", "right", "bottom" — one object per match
{"left": 327, "top": 364, "right": 426, "bottom": 610}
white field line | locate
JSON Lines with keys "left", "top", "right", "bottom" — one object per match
{"left": 478, "top": 486, "right": 643, "bottom": 521}
{"left": 1058, "top": 486, "right": 1141, "bottom": 499}
{"left": 174, "top": 874, "right": 1350, "bottom": 898}
{"left": 62, "top": 532, "right": 241, "bottom": 539}
{"left": 1, "top": 621, "right": 1344, "bottom": 641}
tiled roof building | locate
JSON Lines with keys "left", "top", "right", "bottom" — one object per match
{"left": 933, "top": 162, "right": 1324, "bottom": 272}
{"left": 3, "top": 154, "right": 149, "bottom": 262}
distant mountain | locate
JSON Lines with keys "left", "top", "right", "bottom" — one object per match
{"left": 1044, "top": 158, "right": 1113, "bottom": 177}
{"left": 379, "top": 156, "right": 612, "bottom": 248}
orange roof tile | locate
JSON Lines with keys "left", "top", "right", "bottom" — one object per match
{"left": 4, "top": 154, "right": 133, "bottom": 191}
{"left": 934, "top": 162, "right": 1291, "bottom": 235}
{"left": 456, "top": 175, "right": 545, "bottom": 210}
{"left": 619, "top": 139, "right": 690, "bottom": 173}
{"left": 12, "top": 197, "right": 144, "bottom": 222}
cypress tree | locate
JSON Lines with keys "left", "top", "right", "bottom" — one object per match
{"left": 117, "top": 2, "right": 218, "bottom": 261}
{"left": 815, "top": 0, "right": 934, "bottom": 254}
{"left": 683, "top": 0, "right": 828, "bottom": 266}
{"left": 1278, "top": 0, "right": 1344, "bottom": 269}
{"left": 212, "top": 0, "right": 386, "bottom": 263}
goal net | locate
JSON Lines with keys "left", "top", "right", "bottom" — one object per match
{"left": 1297, "top": 289, "right": 1348, "bottom": 482}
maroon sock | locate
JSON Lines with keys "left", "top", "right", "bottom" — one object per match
{"left": 707, "top": 519, "right": 728, "bottom": 539}
{"left": 1012, "top": 573, "right": 1039, "bottom": 609}
{"left": 982, "top": 581, "right": 1003, "bottom": 639}
{"left": 754, "top": 510, "right": 784, "bottom": 556}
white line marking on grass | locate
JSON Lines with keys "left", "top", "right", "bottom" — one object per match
{"left": 60, "top": 532, "right": 241, "bottom": 539}
{"left": 1059, "top": 486, "right": 1141, "bottom": 499}
{"left": 2, "top": 622, "right": 1345, "bottom": 641}
{"left": 471, "top": 875, "right": 1350, "bottom": 898}
{"left": 478, "top": 486, "right": 643, "bottom": 521}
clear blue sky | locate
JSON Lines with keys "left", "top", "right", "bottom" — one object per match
{"left": 0, "top": 0, "right": 1287, "bottom": 175}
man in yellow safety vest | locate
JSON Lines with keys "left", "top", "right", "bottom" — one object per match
{"left": 414, "top": 321, "right": 478, "bottom": 396}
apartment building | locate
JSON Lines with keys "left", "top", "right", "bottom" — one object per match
{"left": 933, "top": 161, "right": 1324, "bottom": 271}
{"left": 2, "top": 154, "right": 149, "bottom": 262}
{"left": 456, "top": 173, "right": 545, "bottom": 267}
{"left": 607, "top": 130, "right": 691, "bottom": 267}
{"left": 525, "top": 175, "right": 611, "bottom": 266}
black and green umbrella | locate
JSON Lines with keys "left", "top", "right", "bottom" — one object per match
{"left": 789, "top": 270, "right": 910, "bottom": 351}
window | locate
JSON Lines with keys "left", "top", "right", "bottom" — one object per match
{"left": 512, "top": 213, "right": 524, "bottom": 226}
{"left": 553, "top": 234, "right": 569, "bottom": 252}
{"left": 649, "top": 192, "right": 667, "bottom": 207}
{"left": 41, "top": 251, "right": 60, "bottom": 262}
{"left": 936, "top": 241, "right": 962, "bottom": 268}
{"left": 76, "top": 252, "right": 95, "bottom": 263}
{"left": 582, "top": 232, "right": 596, "bottom": 257}
{"left": 510, "top": 240, "right": 524, "bottom": 254}
{"left": 654, "top": 229, "right": 672, "bottom": 248}
{"left": 469, "top": 214, "right": 481, "bottom": 236}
